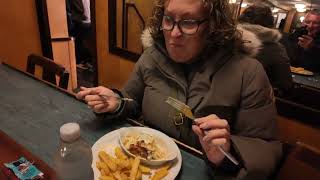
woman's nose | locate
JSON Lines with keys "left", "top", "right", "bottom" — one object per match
{"left": 170, "top": 24, "right": 183, "bottom": 37}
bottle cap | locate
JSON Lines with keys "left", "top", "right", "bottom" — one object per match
{"left": 60, "top": 123, "right": 81, "bottom": 142}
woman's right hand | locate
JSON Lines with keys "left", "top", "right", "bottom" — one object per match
{"left": 76, "top": 86, "right": 120, "bottom": 113}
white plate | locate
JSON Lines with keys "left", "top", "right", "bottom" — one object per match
{"left": 91, "top": 127, "right": 182, "bottom": 180}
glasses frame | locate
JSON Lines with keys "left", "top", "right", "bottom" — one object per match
{"left": 161, "top": 15, "right": 208, "bottom": 35}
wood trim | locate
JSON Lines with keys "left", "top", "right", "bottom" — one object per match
{"left": 108, "top": 0, "right": 140, "bottom": 62}
{"left": 51, "top": 37, "right": 73, "bottom": 42}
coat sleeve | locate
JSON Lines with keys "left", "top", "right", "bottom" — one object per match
{"left": 231, "top": 62, "right": 282, "bottom": 179}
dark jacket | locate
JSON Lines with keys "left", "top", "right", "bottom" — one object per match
{"left": 239, "top": 24, "right": 293, "bottom": 92}
{"left": 283, "top": 27, "right": 320, "bottom": 72}
{"left": 106, "top": 29, "right": 282, "bottom": 179}
{"left": 66, "top": 0, "right": 85, "bottom": 24}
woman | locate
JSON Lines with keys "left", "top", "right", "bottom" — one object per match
{"left": 238, "top": 4, "right": 293, "bottom": 94}
{"left": 77, "top": 0, "right": 282, "bottom": 179}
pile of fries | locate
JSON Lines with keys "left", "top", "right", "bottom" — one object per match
{"left": 96, "top": 147, "right": 171, "bottom": 180}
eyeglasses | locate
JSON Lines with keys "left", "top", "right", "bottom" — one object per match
{"left": 161, "top": 15, "right": 208, "bottom": 35}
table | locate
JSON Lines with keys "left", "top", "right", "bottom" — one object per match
{"left": 0, "top": 63, "right": 210, "bottom": 180}
{"left": 292, "top": 73, "right": 320, "bottom": 89}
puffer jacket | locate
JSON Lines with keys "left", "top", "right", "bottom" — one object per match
{"left": 108, "top": 29, "right": 282, "bottom": 179}
{"left": 239, "top": 23, "right": 293, "bottom": 93}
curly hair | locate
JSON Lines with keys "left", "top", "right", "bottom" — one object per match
{"left": 148, "top": 0, "right": 242, "bottom": 48}
{"left": 238, "top": 4, "right": 274, "bottom": 28}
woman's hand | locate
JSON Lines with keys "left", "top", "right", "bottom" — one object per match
{"left": 76, "top": 86, "right": 120, "bottom": 113}
{"left": 192, "top": 114, "right": 231, "bottom": 165}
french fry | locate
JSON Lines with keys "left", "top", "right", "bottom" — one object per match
{"left": 135, "top": 169, "right": 142, "bottom": 180}
{"left": 138, "top": 165, "right": 151, "bottom": 174}
{"left": 113, "top": 171, "right": 123, "bottom": 180}
{"left": 99, "top": 151, "right": 118, "bottom": 172}
{"left": 151, "top": 168, "right": 169, "bottom": 180}
{"left": 99, "top": 176, "right": 115, "bottom": 180}
{"left": 97, "top": 161, "right": 110, "bottom": 174}
{"left": 115, "top": 147, "right": 128, "bottom": 160}
{"left": 129, "top": 157, "right": 140, "bottom": 180}
{"left": 115, "top": 158, "right": 131, "bottom": 170}
{"left": 120, "top": 172, "right": 129, "bottom": 180}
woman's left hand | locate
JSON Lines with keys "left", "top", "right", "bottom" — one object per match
{"left": 192, "top": 114, "right": 231, "bottom": 165}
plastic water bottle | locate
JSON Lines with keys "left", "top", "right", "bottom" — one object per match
{"left": 53, "top": 123, "right": 93, "bottom": 180}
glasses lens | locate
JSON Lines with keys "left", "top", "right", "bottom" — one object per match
{"left": 180, "top": 20, "right": 198, "bottom": 34}
{"left": 162, "top": 16, "right": 174, "bottom": 30}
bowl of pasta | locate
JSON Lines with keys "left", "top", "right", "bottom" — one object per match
{"left": 119, "top": 127, "right": 177, "bottom": 166}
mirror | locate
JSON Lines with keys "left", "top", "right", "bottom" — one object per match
{"left": 108, "top": 0, "right": 153, "bottom": 61}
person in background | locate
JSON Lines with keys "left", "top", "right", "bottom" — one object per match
{"left": 67, "top": 0, "right": 93, "bottom": 70}
{"left": 238, "top": 4, "right": 293, "bottom": 95}
{"left": 77, "top": 0, "right": 282, "bottom": 179}
{"left": 278, "top": 18, "right": 286, "bottom": 32}
{"left": 284, "top": 9, "right": 320, "bottom": 73}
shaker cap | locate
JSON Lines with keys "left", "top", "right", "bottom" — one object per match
{"left": 60, "top": 123, "right": 80, "bottom": 142}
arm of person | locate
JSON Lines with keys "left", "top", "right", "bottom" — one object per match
{"left": 230, "top": 62, "right": 282, "bottom": 179}
{"left": 268, "top": 44, "right": 293, "bottom": 93}
{"left": 98, "top": 52, "right": 150, "bottom": 120}
{"left": 75, "top": 51, "right": 150, "bottom": 121}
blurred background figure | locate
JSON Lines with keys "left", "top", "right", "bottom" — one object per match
{"left": 238, "top": 4, "right": 293, "bottom": 95}
{"left": 278, "top": 18, "right": 286, "bottom": 32}
{"left": 283, "top": 9, "right": 320, "bottom": 73}
{"left": 66, "top": 0, "right": 93, "bottom": 71}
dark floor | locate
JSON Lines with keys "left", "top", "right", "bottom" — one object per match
{"left": 76, "top": 67, "right": 95, "bottom": 88}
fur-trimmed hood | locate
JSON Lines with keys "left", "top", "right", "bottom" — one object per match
{"left": 141, "top": 26, "right": 263, "bottom": 57}
{"left": 239, "top": 23, "right": 282, "bottom": 43}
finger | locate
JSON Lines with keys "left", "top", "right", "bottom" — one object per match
{"left": 84, "top": 94, "right": 103, "bottom": 102}
{"left": 76, "top": 89, "right": 92, "bottom": 100}
{"left": 302, "top": 35, "right": 312, "bottom": 40}
{"left": 194, "top": 114, "right": 219, "bottom": 125}
{"left": 208, "top": 138, "right": 228, "bottom": 146}
{"left": 203, "top": 128, "right": 229, "bottom": 142}
{"left": 88, "top": 101, "right": 107, "bottom": 109}
{"left": 87, "top": 100, "right": 105, "bottom": 107}
{"left": 80, "top": 86, "right": 89, "bottom": 90}
{"left": 192, "top": 125, "right": 205, "bottom": 137}
{"left": 93, "top": 103, "right": 108, "bottom": 113}
{"left": 199, "top": 119, "right": 229, "bottom": 131}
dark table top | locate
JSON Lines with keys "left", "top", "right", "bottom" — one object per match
{"left": 292, "top": 73, "right": 320, "bottom": 89}
{"left": 0, "top": 63, "right": 210, "bottom": 180}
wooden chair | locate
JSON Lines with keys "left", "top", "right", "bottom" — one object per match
{"left": 275, "top": 141, "right": 320, "bottom": 180}
{"left": 27, "top": 54, "right": 69, "bottom": 89}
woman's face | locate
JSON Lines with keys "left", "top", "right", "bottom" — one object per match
{"left": 163, "top": 0, "right": 209, "bottom": 63}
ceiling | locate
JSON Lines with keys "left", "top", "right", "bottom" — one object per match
{"left": 243, "top": 0, "right": 320, "bottom": 11}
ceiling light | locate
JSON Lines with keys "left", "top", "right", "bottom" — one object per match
{"left": 297, "top": 8, "right": 306, "bottom": 12}
{"left": 272, "top": 8, "right": 279, "bottom": 13}
{"left": 229, "top": 0, "right": 236, "bottom": 4}
{"left": 295, "top": 4, "right": 306, "bottom": 9}
{"left": 241, "top": 3, "right": 248, "bottom": 8}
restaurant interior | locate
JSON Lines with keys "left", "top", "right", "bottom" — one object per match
{"left": 0, "top": 0, "right": 320, "bottom": 179}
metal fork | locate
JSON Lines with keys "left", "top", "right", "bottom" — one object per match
{"left": 166, "top": 97, "right": 239, "bottom": 165}
{"left": 99, "top": 94, "right": 134, "bottom": 102}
